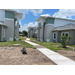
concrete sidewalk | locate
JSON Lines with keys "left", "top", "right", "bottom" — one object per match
{"left": 25, "top": 39, "right": 75, "bottom": 65}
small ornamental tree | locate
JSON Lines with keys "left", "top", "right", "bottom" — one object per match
{"left": 60, "top": 33, "right": 72, "bottom": 48}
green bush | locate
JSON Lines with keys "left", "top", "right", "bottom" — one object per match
{"left": 60, "top": 33, "right": 72, "bottom": 48}
{"left": 22, "top": 33, "right": 25, "bottom": 37}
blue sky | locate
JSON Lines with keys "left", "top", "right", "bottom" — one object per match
{"left": 14, "top": 9, "right": 75, "bottom": 32}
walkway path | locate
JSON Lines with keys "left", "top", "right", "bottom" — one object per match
{"left": 25, "top": 39, "right": 75, "bottom": 65}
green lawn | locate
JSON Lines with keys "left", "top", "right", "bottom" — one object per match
{"left": 69, "top": 45, "right": 75, "bottom": 48}
{"left": 0, "top": 40, "right": 36, "bottom": 49}
{"left": 30, "top": 38, "right": 72, "bottom": 52}
{"left": 19, "top": 36, "right": 26, "bottom": 40}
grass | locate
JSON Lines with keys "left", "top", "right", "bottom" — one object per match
{"left": 69, "top": 45, "right": 75, "bottom": 48}
{"left": 30, "top": 38, "right": 72, "bottom": 52}
{"left": 19, "top": 36, "right": 26, "bottom": 41}
{"left": 0, "top": 40, "right": 36, "bottom": 49}
{"left": 30, "top": 38, "right": 37, "bottom": 41}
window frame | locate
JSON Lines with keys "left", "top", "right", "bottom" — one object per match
{"left": 53, "top": 33, "right": 56, "bottom": 40}
{"left": 61, "top": 32, "right": 69, "bottom": 37}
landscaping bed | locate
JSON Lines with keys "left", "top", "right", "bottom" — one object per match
{"left": 0, "top": 47, "right": 56, "bottom": 65}
{"left": 57, "top": 50, "right": 75, "bottom": 61}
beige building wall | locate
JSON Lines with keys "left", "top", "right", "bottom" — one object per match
{"left": 44, "top": 25, "right": 54, "bottom": 42}
{"left": 37, "top": 27, "right": 40, "bottom": 40}
{"left": 40, "top": 25, "right": 43, "bottom": 41}
{"left": 3, "top": 26, "right": 7, "bottom": 41}
{"left": 15, "top": 22, "right": 19, "bottom": 40}
{"left": 0, "top": 26, "right": 1, "bottom": 41}
{"left": 53, "top": 30, "right": 75, "bottom": 45}
{"left": 37, "top": 29, "right": 39, "bottom": 40}
{"left": 58, "top": 31, "right": 61, "bottom": 43}
{"left": 30, "top": 31, "right": 33, "bottom": 38}
{"left": 69, "top": 30, "right": 75, "bottom": 45}
{"left": 28, "top": 27, "right": 37, "bottom": 38}
{"left": 5, "top": 19, "right": 14, "bottom": 41}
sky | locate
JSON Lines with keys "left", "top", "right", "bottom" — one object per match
{"left": 14, "top": 9, "right": 75, "bottom": 32}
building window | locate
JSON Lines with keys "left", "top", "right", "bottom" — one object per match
{"left": 61, "top": 32, "right": 69, "bottom": 37}
{"left": 62, "top": 33, "right": 64, "bottom": 35}
{"left": 53, "top": 33, "right": 56, "bottom": 40}
{"left": 3, "top": 28, "right": 5, "bottom": 37}
{"left": 66, "top": 33, "right": 68, "bottom": 37}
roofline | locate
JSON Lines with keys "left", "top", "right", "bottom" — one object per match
{"left": 54, "top": 23, "right": 75, "bottom": 28}
{"left": 0, "top": 24, "right": 8, "bottom": 27}
{"left": 36, "top": 16, "right": 75, "bottom": 22}
{"left": 4, "top": 9, "right": 23, "bottom": 19}
{"left": 5, "top": 9, "right": 17, "bottom": 12}
{"left": 36, "top": 16, "right": 45, "bottom": 21}
{"left": 52, "top": 29, "right": 75, "bottom": 32}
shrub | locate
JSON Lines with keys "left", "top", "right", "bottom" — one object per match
{"left": 22, "top": 33, "right": 25, "bottom": 37}
{"left": 60, "top": 33, "right": 72, "bottom": 48}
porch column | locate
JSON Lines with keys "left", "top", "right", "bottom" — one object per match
{"left": 37, "top": 28, "right": 39, "bottom": 41}
{"left": 1, "top": 26, "right": 3, "bottom": 41}
{"left": 16, "top": 22, "right": 19, "bottom": 40}
{"left": 37, "top": 27, "right": 40, "bottom": 41}
{"left": 40, "top": 25, "right": 43, "bottom": 41}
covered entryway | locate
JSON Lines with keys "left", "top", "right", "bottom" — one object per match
{"left": 0, "top": 24, "right": 8, "bottom": 41}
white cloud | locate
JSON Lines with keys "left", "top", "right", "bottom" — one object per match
{"left": 31, "top": 9, "right": 43, "bottom": 16}
{"left": 28, "top": 22, "right": 38, "bottom": 27}
{"left": 53, "top": 9, "right": 75, "bottom": 19}
{"left": 41, "top": 14, "right": 50, "bottom": 17}
{"left": 14, "top": 9, "right": 30, "bottom": 18}
{"left": 19, "top": 24, "right": 28, "bottom": 32}
{"left": 13, "top": 9, "right": 43, "bottom": 18}
{"left": 19, "top": 22, "right": 38, "bottom": 32}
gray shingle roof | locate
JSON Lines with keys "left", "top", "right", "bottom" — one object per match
{"left": 52, "top": 23, "right": 75, "bottom": 31}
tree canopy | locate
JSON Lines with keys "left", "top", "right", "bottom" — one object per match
{"left": 19, "top": 30, "right": 28, "bottom": 37}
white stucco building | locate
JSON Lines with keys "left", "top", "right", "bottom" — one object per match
{"left": 36, "top": 16, "right": 75, "bottom": 44}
